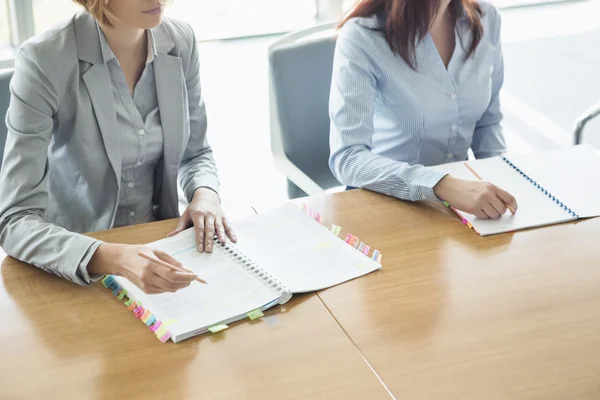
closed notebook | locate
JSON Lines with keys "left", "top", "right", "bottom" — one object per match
{"left": 431, "top": 145, "right": 600, "bottom": 236}
{"left": 101, "top": 202, "right": 382, "bottom": 343}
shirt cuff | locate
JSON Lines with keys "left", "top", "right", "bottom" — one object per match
{"left": 76, "top": 240, "right": 104, "bottom": 284}
{"left": 184, "top": 176, "right": 220, "bottom": 202}
{"left": 409, "top": 168, "right": 448, "bottom": 202}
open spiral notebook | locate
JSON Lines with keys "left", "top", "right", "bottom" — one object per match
{"left": 102, "top": 202, "right": 382, "bottom": 343}
{"left": 431, "top": 145, "right": 600, "bottom": 236}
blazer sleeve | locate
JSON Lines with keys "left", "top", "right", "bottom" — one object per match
{"left": 0, "top": 43, "right": 101, "bottom": 285}
{"left": 178, "top": 24, "right": 220, "bottom": 201}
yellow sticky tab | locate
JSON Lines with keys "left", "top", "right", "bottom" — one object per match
{"left": 164, "top": 319, "right": 178, "bottom": 327}
{"left": 209, "top": 324, "right": 229, "bottom": 333}
{"left": 247, "top": 309, "right": 264, "bottom": 320}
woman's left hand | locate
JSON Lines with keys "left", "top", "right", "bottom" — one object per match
{"left": 168, "top": 187, "right": 237, "bottom": 253}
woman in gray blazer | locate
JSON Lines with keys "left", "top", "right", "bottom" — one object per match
{"left": 0, "top": 0, "right": 237, "bottom": 293}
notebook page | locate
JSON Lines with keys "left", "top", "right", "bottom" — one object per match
{"left": 431, "top": 157, "right": 574, "bottom": 235}
{"left": 231, "top": 203, "right": 382, "bottom": 293}
{"left": 504, "top": 145, "right": 600, "bottom": 218}
{"left": 113, "top": 230, "right": 281, "bottom": 341}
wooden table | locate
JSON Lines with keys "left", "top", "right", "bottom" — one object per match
{"left": 304, "top": 189, "right": 600, "bottom": 400}
{"left": 0, "top": 221, "right": 391, "bottom": 400}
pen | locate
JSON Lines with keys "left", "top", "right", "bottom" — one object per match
{"left": 464, "top": 162, "right": 516, "bottom": 214}
{"left": 138, "top": 251, "right": 207, "bottom": 284}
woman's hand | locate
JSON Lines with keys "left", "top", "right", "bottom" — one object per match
{"left": 168, "top": 187, "right": 237, "bottom": 252}
{"left": 88, "top": 244, "right": 199, "bottom": 294}
{"left": 433, "top": 175, "right": 518, "bottom": 219}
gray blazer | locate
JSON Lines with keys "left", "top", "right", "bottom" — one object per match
{"left": 0, "top": 11, "right": 219, "bottom": 285}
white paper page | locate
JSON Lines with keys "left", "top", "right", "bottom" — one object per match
{"left": 432, "top": 157, "right": 574, "bottom": 235}
{"left": 505, "top": 145, "right": 600, "bottom": 218}
{"left": 113, "top": 230, "right": 281, "bottom": 340}
{"left": 231, "top": 203, "right": 382, "bottom": 293}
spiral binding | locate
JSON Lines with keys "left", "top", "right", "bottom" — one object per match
{"left": 501, "top": 155, "right": 579, "bottom": 218}
{"left": 217, "top": 235, "right": 293, "bottom": 304}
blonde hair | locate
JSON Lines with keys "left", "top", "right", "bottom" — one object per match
{"left": 72, "top": 0, "right": 110, "bottom": 25}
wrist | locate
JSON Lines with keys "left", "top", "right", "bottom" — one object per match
{"left": 433, "top": 174, "right": 456, "bottom": 200}
{"left": 88, "top": 243, "right": 123, "bottom": 276}
{"left": 193, "top": 186, "right": 220, "bottom": 201}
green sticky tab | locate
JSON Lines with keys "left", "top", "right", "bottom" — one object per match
{"left": 208, "top": 324, "right": 229, "bottom": 334}
{"left": 443, "top": 201, "right": 450, "bottom": 207}
{"left": 124, "top": 298, "right": 133, "bottom": 307}
{"left": 247, "top": 309, "right": 264, "bottom": 320}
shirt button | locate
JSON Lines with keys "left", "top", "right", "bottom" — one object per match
{"left": 451, "top": 124, "right": 457, "bottom": 131}
{"left": 136, "top": 161, "right": 142, "bottom": 167}
{"left": 138, "top": 129, "right": 145, "bottom": 136}
{"left": 447, "top": 153, "right": 454, "bottom": 159}
{"left": 127, "top": 182, "right": 134, "bottom": 188}
{"left": 421, "top": 194, "right": 426, "bottom": 200}
{"left": 129, "top": 211, "right": 136, "bottom": 217}
{"left": 450, "top": 93, "right": 457, "bottom": 100}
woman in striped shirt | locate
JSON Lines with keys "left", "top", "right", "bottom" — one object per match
{"left": 329, "top": 0, "right": 518, "bottom": 219}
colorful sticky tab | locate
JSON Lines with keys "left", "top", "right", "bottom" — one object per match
{"left": 133, "top": 307, "right": 145, "bottom": 318}
{"left": 125, "top": 298, "right": 133, "bottom": 307}
{"left": 349, "top": 236, "right": 360, "bottom": 249}
{"left": 344, "top": 233, "right": 353, "bottom": 243}
{"left": 330, "top": 225, "right": 341, "bottom": 236}
{"left": 101, "top": 275, "right": 112, "bottom": 287}
{"left": 376, "top": 253, "right": 382, "bottom": 264}
{"left": 208, "top": 324, "right": 229, "bottom": 334}
{"left": 150, "top": 321, "right": 162, "bottom": 333}
{"left": 315, "top": 213, "right": 323, "bottom": 224}
{"left": 308, "top": 209, "right": 315, "bottom": 218}
{"left": 159, "top": 331, "right": 172, "bottom": 343}
{"left": 127, "top": 302, "right": 137, "bottom": 311}
{"left": 372, "top": 250, "right": 381, "bottom": 262}
{"left": 144, "top": 315, "right": 156, "bottom": 327}
{"left": 357, "top": 242, "right": 366, "bottom": 253}
{"left": 247, "top": 309, "right": 264, "bottom": 320}
{"left": 443, "top": 201, "right": 450, "bottom": 207}
{"left": 163, "top": 319, "right": 178, "bottom": 327}
{"left": 155, "top": 325, "right": 168, "bottom": 338}
{"left": 362, "top": 245, "right": 370, "bottom": 256}
{"left": 302, "top": 203, "right": 308, "bottom": 214}
{"left": 117, "top": 289, "right": 127, "bottom": 300}
{"left": 141, "top": 310, "right": 152, "bottom": 323}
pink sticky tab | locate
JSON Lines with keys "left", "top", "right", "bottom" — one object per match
{"left": 159, "top": 331, "right": 172, "bottom": 343}
{"left": 344, "top": 233, "right": 353, "bottom": 243}
{"left": 315, "top": 214, "right": 323, "bottom": 224}
{"left": 350, "top": 236, "right": 360, "bottom": 249}
{"left": 362, "top": 245, "right": 370, "bottom": 255}
{"left": 150, "top": 321, "right": 162, "bottom": 333}
{"left": 302, "top": 203, "right": 307, "bottom": 214}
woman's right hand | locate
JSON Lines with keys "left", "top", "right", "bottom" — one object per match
{"left": 433, "top": 175, "right": 518, "bottom": 219}
{"left": 88, "top": 243, "right": 199, "bottom": 294}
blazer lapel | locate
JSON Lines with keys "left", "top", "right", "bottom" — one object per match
{"left": 82, "top": 65, "right": 122, "bottom": 182}
{"left": 75, "top": 11, "right": 121, "bottom": 186}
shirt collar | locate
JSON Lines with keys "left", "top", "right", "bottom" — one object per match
{"left": 96, "top": 22, "right": 158, "bottom": 65}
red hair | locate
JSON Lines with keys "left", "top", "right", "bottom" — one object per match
{"left": 340, "top": 0, "right": 483, "bottom": 69}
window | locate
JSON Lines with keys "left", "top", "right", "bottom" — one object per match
{"left": 32, "top": 0, "right": 79, "bottom": 35}
{"left": 0, "top": 0, "right": 11, "bottom": 60}
{"left": 167, "top": 0, "right": 317, "bottom": 41}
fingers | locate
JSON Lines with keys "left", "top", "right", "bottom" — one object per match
{"left": 167, "top": 212, "right": 189, "bottom": 237}
{"left": 223, "top": 217, "right": 237, "bottom": 243}
{"left": 495, "top": 186, "right": 518, "bottom": 213}
{"left": 215, "top": 218, "right": 226, "bottom": 245}
{"left": 487, "top": 192, "right": 507, "bottom": 217}
{"left": 204, "top": 215, "right": 216, "bottom": 253}
{"left": 193, "top": 213, "right": 206, "bottom": 252}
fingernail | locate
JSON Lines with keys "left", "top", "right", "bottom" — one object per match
{"left": 207, "top": 245, "right": 213, "bottom": 252}
{"left": 198, "top": 244, "right": 204, "bottom": 252}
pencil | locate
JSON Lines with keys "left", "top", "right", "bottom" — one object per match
{"left": 138, "top": 251, "right": 207, "bottom": 284}
{"left": 464, "top": 162, "right": 516, "bottom": 214}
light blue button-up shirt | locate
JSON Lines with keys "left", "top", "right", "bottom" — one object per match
{"left": 329, "top": 2, "right": 506, "bottom": 201}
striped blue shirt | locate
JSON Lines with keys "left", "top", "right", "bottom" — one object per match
{"left": 329, "top": 2, "right": 506, "bottom": 201}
